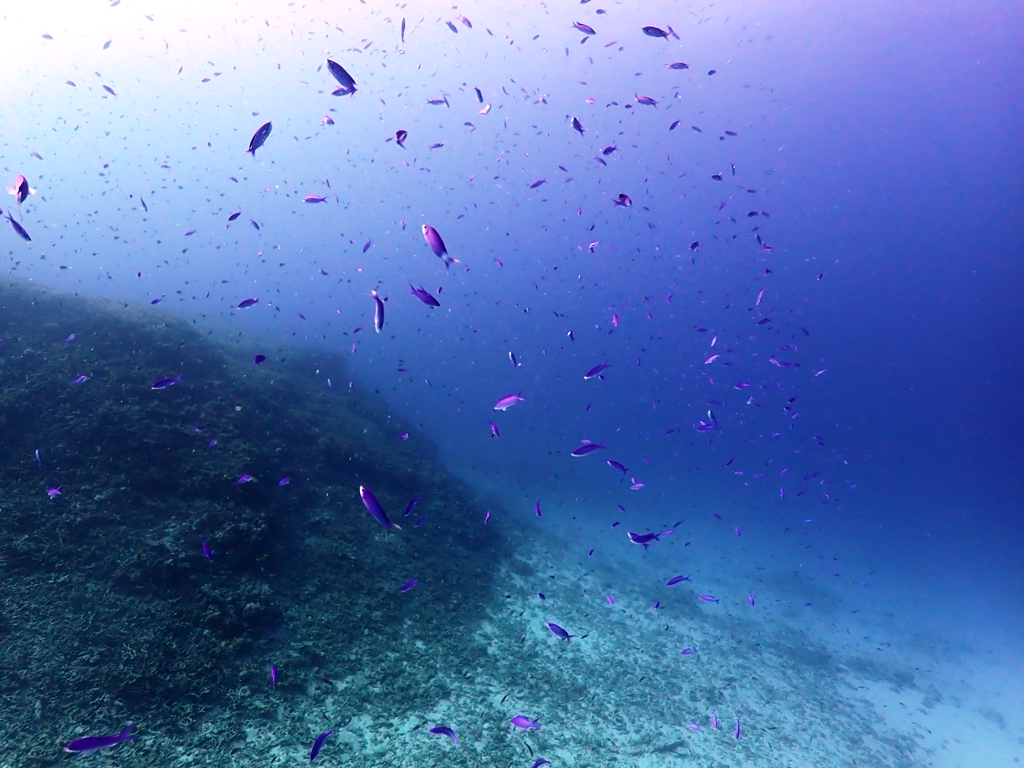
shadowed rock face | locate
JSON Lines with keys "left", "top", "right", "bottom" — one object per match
{"left": 0, "top": 280, "right": 510, "bottom": 757}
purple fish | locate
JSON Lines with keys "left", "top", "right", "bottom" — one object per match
{"left": 237, "top": 297, "right": 259, "bottom": 309}
{"left": 570, "top": 441, "right": 606, "bottom": 457}
{"left": 484, "top": 510, "right": 491, "bottom": 524}
{"left": 711, "top": 710, "right": 719, "bottom": 730}
{"left": 546, "top": 622, "right": 575, "bottom": 641}
{"left": 409, "top": 284, "right": 441, "bottom": 307}
{"left": 403, "top": 495, "right": 420, "bottom": 516}
{"left": 246, "top": 121, "right": 272, "bottom": 157}
{"left": 64, "top": 725, "right": 135, "bottom": 755}
{"left": 666, "top": 575, "right": 691, "bottom": 586}
{"left": 735, "top": 718, "right": 741, "bottom": 740}
{"left": 573, "top": 21, "right": 596, "bottom": 34}
{"left": 359, "top": 485, "right": 401, "bottom": 531}
{"left": 4, "top": 209, "right": 31, "bottom": 241}
{"left": 415, "top": 514, "right": 428, "bottom": 527}
{"left": 642, "top": 25, "right": 669, "bottom": 37}
{"left": 493, "top": 393, "right": 524, "bottom": 411}
{"left": 400, "top": 579, "right": 420, "bottom": 592}
{"left": 489, "top": 421, "right": 500, "bottom": 438}
{"left": 607, "top": 459, "right": 627, "bottom": 474}
{"left": 667, "top": 61, "right": 689, "bottom": 70}
{"left": 47, "top": 485, "right": 62, "bottom": 498}
{"left": 278, "top": 476, "right": 290, "bottom": 486}
{"left": 151, "top": 375, "right": 182, "bottom": 390}
{"left": 371, "top": 290, "right": 385, "bottom": 332}
{"left": 687, "top": 723, "right": 701, "bottom": 732}
{"left": 635, "top": 94, "right": 658, "bottom": 107}
{"left": 235, "top": 474, "right": 254, "bottom": 485}
{"left": 681, "top": 647, "right": 696, "bottom": 655}
{"left": 395, "top": 129, "right": 408, "bottom": 147}
{"left": 535, "top": 500, "right": 542, "bottom": 517}
{"left": 748, "top": 594, "right": 756, "bottom": 606}
{"left": 572, "top": 116, "right": 585, "bottom": 135}
{"left": 270, "top": 665, "right": 277, "bottom": 689}
{"left": 362, "top": 238, "right": 372, "bottom": 252}
{"left": 627, "top": 531, "right": 660, "bottom": 550}
{"left": 531, "top": 760, "right": 552, "bottom": 768}
{"left": 304, "top": 195, "right": 328, "bottom": 203}
{"left": 228, "top": 211, "right": 241, "bottom": 221}
{"left": 584, "top": 362, "right": 610, "bottom": 379}
{"left": 73, "top": 375, "right": 88, "bottom": 385}
{"left": 699, "top": 594, "right": 720, "bottom": 603}
{"left": 310, "top": 730, "right": 335, "bottom": 761}
{"left": 429, "top": 725, "right": 458, "bottom": 745}
{"left": 326, "top": 59, "right": 357, "bottom": 91}
{"left": 253, "top": 354, "right": 266, "bottom": 367}
{"left": 606, "top": 595, "right": 615, "bottom": 605}
{"left": 510, "top": 716, "right": 539, "bottom": 730}
{"left": 422, "top": 224, "right": 455, "bottom": 269}
{"left": 529, "top": 179, "right": 547, "bottom": 189}
{"left": 201, "top": 540, "right": 213, "bottom": 560}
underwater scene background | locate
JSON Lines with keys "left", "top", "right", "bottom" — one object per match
{"left": 0, "top": 0, "right": 1021, "bottom": 765}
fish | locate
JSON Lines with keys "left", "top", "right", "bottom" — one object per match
{"left": 237, "top": 297, "right": 259, "bottom": 309}
{"left": 400, "top": 579, "right": 420, "bottom": 593}
{"left": 708, "top": 69, "right": 717, "bottom": 75}
{"left": 446, "top": 20, "right": 458, "bottom": 33}
{"left": 47, "top": 486, "right": 62, "bottom": 498}
{"left": 270, "top": 665, "right": 277, "bottom": 688}
{"left": 667, "top": 62, "right": 689, "bottom": 69}
{"left": 422, "top": 224, "right": 455, "bottom": 269}
{"left": 322, "top": 114, "right": 335, "bottom": 126}
{"left": 151, "top": 375, "right": 182, "bottom": 390}
{"left": 304, "top": 195, "right": 328, "bottom": 203}
{"left": 692, "top": 125, "right": 703, "bottom": 133}
{"left": 531, "top": 760, "right": 552, "bottom": 768}
{"left": 748, "top": 594, "right": 756, "bottom": 606}
{"left": 4, "top": 210, "right": 31, "bottom": 241}
{"left": 613, "top": 193, "right": 632, "bottom": 207}
{"left": 711, "top": 711, "right": 719, "bottom": 730}
{"left": 607, "top": 460, "right": 627, "bottom": 474}
{"left": 400, "top": 17, "right": 406, "bottom": 43}
{"left": 395, "top": 129, "right": 408, "bottom": 147}
{"left": 103, "top": 39, "right": 111, "bottom": 49}
{"left": 735, "top": 718, "right": 741, "bottom": 740}
{"left": 310, "top": 730, "right": 335, "bottom": 761}
{"left": 202, "top": 540, "right": 213, "bottom": 560}
{"left": 573, "top": 21, "right": 596, "bottom": 35}
{"left": 228, "top": 211, "right": 241, "bottom": 221}
{"left": 363, "top": 239, "right": 372, "bottom": 252}
{"left": 493, "top": 393, "right": 524, "bottom": 411}
{"left": 478, "top": 103, "right": 491, "bottom": 115}
{"left": 534, "top": 501, "right": 542, "bottom": 517}
{"left": 669, "top": 120, "right": 680, "bottom": 130}
{"left": 510, "top": 716, "right": 540, "bottom": 730}
{"left": 253, "top": 354, "right": 266, "bottom": 367}
{"left": 489, "top": 421, "right": 500, "bottom": 438}
{"left": 246, "top": 121, "right": 272, "bottom": 156}
{"left": 429, "top": 725, "right": 458, "bottom": 745}
{"left": 529, "top": 179, "right": 547, "bottom": 189}
{"left": 359, "top": 486, "right": 401, "bottom": 531}
{"left": 102, "top": 84, "right": 117, "bottom": 97}
{"left": 235, "top": 474, "right": 254, "bottom": 486}
{"left": 35, "top": 449, "right": 41, "bottom": 469}
{"left": 666, "top": 575, "right": 691, "bottom": 586}
{"left": 278, "top": 477, "right": 290, "bottom": 486}
{"left": 571, "top": 116, "right": 585, "bottom": 135}
{"left": 64, "top": 725, "right": 136, "bottom": 755}
{"left": 474, "top": 87, "right": 483, "bottom": 102}
{"left": 700, "top": 595, "right": 720, "bottom": 603}
{"left": 460, "top": 15, "right": 472, "bottom": 28}
{"left": 371, "top": 290, "right": 385, "bottom": 332}
{"left": 403, "top": 495, "right": 420, "bottom": 516}
{"left": 635, "top": 94, "right": 657, "bottom": 106}
{"left": 584, "top": 362, "right": 609, "bottom": 379}
{"left": 602, "top": 144, "right": 617, "bottom": 155}
{"left": 641, "top": 26, "right": 669, "bottom": 38}
{"left": 571, "top": 441, "right": 606, "bottom": 457}
{"left": 7, "top": 175, "right": 35, "bottom": 215}
{"left": 409, "top": 284, "right": 441, "bottom": 307}
{"left": 627, "top": 531, "right": 661, "bottom": 549}
{"left": 547, "top": 622, "right": 575, "bottom": 641}
{"left": 326, "top": 59, "right": 356, "bottom": 91}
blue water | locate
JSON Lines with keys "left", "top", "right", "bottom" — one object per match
{"left": 1, "top": 0, "right": 1021, "bottom": 765}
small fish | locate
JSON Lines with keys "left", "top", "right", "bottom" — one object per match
{"left": 35, "top": 449, "right": 41, "bottom": 469}
{"left": 613, "top": 193, "right": 632, "bottom": 207}
{"left": 64, "top": 725, "right": 136, "bottom": 755}
{"left": 699, "top": 594, "right": 720, "bottom": 603}
{"left": 326, "top": 59, "right": 357, "bottom": 91}
{"left": 641, "top": 26, "right": 669, "bottom": 38}
{"left": 681, "top": 648, "right": 696, "bottom": 655}
{"left": 310, "top": 730, "right": 335, "bottom": 761}
{"left": 708, "top": 69, "right": 717, "bottom": 75}
{"left": 607, "top": 460, "right": 627, "bottom": 474}
{"left": 584, "top": 362, "right": 609, "bottom": 379}
{"left": 371, "top": 290, "right": 385, "bottom": 332}
{"left": 47, "top": 486, "right": 63, "bottom": 498}
{"left": 735, "top": 718, "right": 741, "bottom": 740}
{"left": 278, "top": 477, "right": 290, "bottom": 486}
{"left": 446, "top": 20, "right": 458, "bottom": 33}
{"left": 711, "top": 710, "right": 719, "bottom": 730}
{"left": 692, "top": 125, "right": 703, "bottom": 133}
{"left": 531, "top": 760, "right": 552, "bottom": 768}
{"left": 460, "top": 15, "right": 472, "bottom": 28}
{"left": 547, "top": 622, "right": 575, "bottom": 641}
{"left": 509, "top": 351, "right": 520, "bottom": 367}
{"left": 151, "top": 375, "right": 182, "bottom": 390}
{"left": 529, "top": 179, "right": 547, "bottom": 189}
{"left": 573, "top": 21, "right": 596, "bottom": 35}
{"left": 400, "top": 17, "right": 406, "bottom": 43}
{"left": 228, "top": 211, "right": 241, "bottom": 221}
{"left": 484, "top": 510, "right": 491, "bottom": 524}
{"left": 4, "top": 210, "right": 31, "bottom": 241}
{"left": 635, "top": 94, "right": 657, "bottom": 106}
{"left": 322, "top": 114, "right": 335, "bottom": 126}
{"left": 409, "top": 284, "right": 441, "bottom": 308}
{"left": 362, "top": 238, "right": 372, "bottom": 252}
{"left": 474, "top": 87, "right": 483, "bottom": 102}
{"left": 246, "top": 121, "right": 272, "bottom": 156}
{"left": 666, "top": 575, "right": 691, "bottom": 586}
{"left": 395, "top": 129, "right": 408, "bottom": 147}
{"left": 422, "top": 224, "right": 455, "bottom": 268}
{"left": 606, "top": 595, "right": 615, "bottom": 605}
{"left": 400, "top": 579, "right": 420, "bottom": 593}
{"left": 748, "top": 594, "right": 756, "bottom": 606}
{"left": 667, "top": 62, "right": 689, "bottom": 70}
{"left": 201, "top": 540, "right": 213, "bottom": 560}
{"left": 627, "top": 531, "right": 660, "bottom": 549}
{"left": 429, "top": 725, "right": 458, "bottom": 745}
{"left": 270, "top": 665, "right": 278, "bottom": 689}
{"left": 73, "top": 375, "right": 88, "bottom": 386}
{"left": 571, "top": 116, "right": 585, "bottom": 135}
{"left": 489, "top": 421, "right": 500, "bottom": 438}
{"left": 304, "top": 195, "right": 328, "bottom": 203}
{"left": 535, "top": 500, "right": 542, "bottom": 517}
{"left": 235, "top": 474, "right": 254, "bottom": 486}
{"left": 570, "top": 441, "right": 606, "bottom": 457}
{"left": 493, "top": 393, "right": 524, "bottom": 411}
{"left": 103, "top": 39, "right": 112, "bottom": 49}
{"left": 249, "top": 219, "right": 259, "bottom": 229}
{"left": 403, "top": 495, "right": 420, "bottom": 516}
{"left": 253, "top": 354, "right": 266, "bottom": 367}
{"left": 478, "top": 103, "right": 491, "bottom": 115}
{"left": 359, "top": 485, "right": 401, "bottom": 531}
{"left": 237, "top": 297, "right": 259, "bottom": 309}
{"left": 102, "top": 84, "right": 117, "bottom": 97}
{"left": 510, "top": 716, "right": 540, "bottom": 730}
